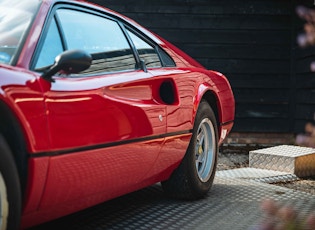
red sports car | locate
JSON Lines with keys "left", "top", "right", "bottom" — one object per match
{"left": 0, "top": 0, "right": 234, "bottom": 229}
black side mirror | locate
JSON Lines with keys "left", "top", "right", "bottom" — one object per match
{"left": 41, "top": 49, "right": 92, "bottom": 82}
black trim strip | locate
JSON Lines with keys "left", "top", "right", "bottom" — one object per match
{"left": 29, "top": 130, "right": 192, "bottom": 158}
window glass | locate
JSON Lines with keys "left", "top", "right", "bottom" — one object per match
{"left": 35, "top": 18, "right": 63, "bottom": 69}
{"left": 126, "top": 29, "right": 162, "bottom": 68}
{"left": 57, "top": 9, "right": 136, "bottom": 74}
{"left": 0, "top": 0, "right": 41, "bottom": 65}
{"left": 157, "top": 46, "right": 176, "bottom": 67}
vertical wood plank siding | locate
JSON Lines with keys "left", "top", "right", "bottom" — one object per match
{"left": 91, "top": 0, "right": 313, "bottom": 134}
{"left": 293, "top": 0, "right": 315, "bottom": 133}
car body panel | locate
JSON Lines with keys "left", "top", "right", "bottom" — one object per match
{"left": 22, "top": 157, "right": 50, "bottom": 214}
{"left": 22, "top": 133, "right": 191, "bottom": 228}
{"left": 42, "top": 70, "right": 167, "bottom": 151}
{"left": 0, "top": 66, "right": 50, "bottom": 152}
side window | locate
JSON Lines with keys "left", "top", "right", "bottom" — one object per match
{"left": 126, "top": 29, "right": 162, "bottom": 68}
{"left": 35, "top": 18, "right": 63, "bottom": 69}
{"left": 157, "top": 46, "right": 176, "bottom": 67}
{"left": 57, "top": 9, "right": 137, "bottom": 74}
{"left": 35, "top": 9, "right": 137, "bottom": 74}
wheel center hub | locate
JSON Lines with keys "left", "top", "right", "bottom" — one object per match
{"left": 198, "top": 145, "right": 203, "bottom": 155}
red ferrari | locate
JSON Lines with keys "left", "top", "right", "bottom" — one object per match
{"left": 0, "top": 0, "right": 234, "bottom": 229}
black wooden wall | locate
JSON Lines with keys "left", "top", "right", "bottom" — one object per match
{"left": 293, "top": 0, "right": 315, "bottom": 133}
{"left": 90, "top": 0, "right": 314, "bottom": 134}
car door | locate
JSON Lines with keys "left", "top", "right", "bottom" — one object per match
{"left": 123, "top": 27, "right": 194, "bottom": 176}
{"left": 32, "top": 6, "right": 167, "bottom": 209}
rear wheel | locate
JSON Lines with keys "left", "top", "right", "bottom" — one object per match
{"left": 162, "top": 100, "right": 218, "bottom": 200}
{"left": 0, "top": 135, "right": 21, "bottom": 230}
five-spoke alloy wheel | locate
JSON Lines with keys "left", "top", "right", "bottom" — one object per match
{"left": 0, "top": 172, "right": 8, "bottom": 230}
{"left": 195, "top": 118, "right": 216, "bottom": 183}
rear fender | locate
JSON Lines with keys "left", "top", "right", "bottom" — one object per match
{"left": 193, "top": 71, "right": 235, "bottom": 144}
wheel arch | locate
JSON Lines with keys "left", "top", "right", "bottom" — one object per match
{"left": 199, "top": 91, "right": 221, "bottom": 134}
{"left": 0, "top": 100, "right": 28, "bottom": 195}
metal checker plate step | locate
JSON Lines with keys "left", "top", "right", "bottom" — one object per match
{"left": 216, "top": 168, "right": 299, "bottom": 184}
{"left": 30, "top": 177, "right": 315, "bottom": 230}
{"left": 249, "top": 145, "right": 315, "bottom": 177}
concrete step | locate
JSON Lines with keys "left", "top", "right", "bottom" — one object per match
{"left": 249, "top": 145, "right": 315, "bottom": 177}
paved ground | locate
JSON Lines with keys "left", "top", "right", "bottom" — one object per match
{"left": 29, "top": 178, "right": 315, "bottom": 230}
{"left": 29, "top": 149, "right": 315, "bottom": 230}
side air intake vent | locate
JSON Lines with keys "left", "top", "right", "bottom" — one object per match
{"left": 159, "top": 81, "right": 176, "bottom": 105}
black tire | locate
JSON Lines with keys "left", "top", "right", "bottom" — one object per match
{"left": 162, "top": 100, "right": 218, "bottom": 200}
{"left": 0, "top": 135, "right": 21, "bottom": 230}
